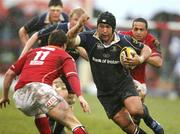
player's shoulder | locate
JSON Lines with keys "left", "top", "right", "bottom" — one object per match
{"left": 33, "top": 12, "right": 47, "bottom": 22}
{"left": 85, "top": 29, "right": 95, "bottom": 34}
{"left": 55, "top": 48, "right": 71, "bottom": 57}
{"left": 146, "top": 33, "right": 156, "bottom": 40}
{"left": 117, "top": 32, "right": 133, "bottom": 41}
{"left": 32, "top": 47, "right": 42, "bottom": 51}
{"left": 61, "top": 12, "right": 69, "bottom": 22}
{"left": 57, "top": 49, "right": 75, "bottom": 62}
{"left": 39, "top": 12, "right": 47, "bottom": 17}
{"left": 43, "top": 47, "right": 71, "bottom": 60}
{"left": 145, "top": 33, "right": 160, "bottom": 46}
{"left": 28, "top": 12, "right": 47, "bottom": 27}
{"left": 57, "top": 22, "right": 68, "bottom": 32}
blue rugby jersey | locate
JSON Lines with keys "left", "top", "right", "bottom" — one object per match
{"left": 78, "top": 31, "right": 144, "bottom": 96}
{"left": 24, "top": 12, "right": 68, "bottom": 46}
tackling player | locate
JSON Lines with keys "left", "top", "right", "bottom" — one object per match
{"left": 18, "top": 1, "right": 69, "bottom": 133}
{"left": 0, "top": 30, "right": 90, "bottom": 134}
{"left": 119, "top": 18, "right": 164, "bottom": 134}
{"left": 20, "top": 8, "right": 90, "bottom": 134}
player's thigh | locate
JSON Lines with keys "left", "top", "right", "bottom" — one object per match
{"left": 13, "top": 82, "right": 61, "bottom": 116}
{"left": 124, "top": 96, "right": 143, "bottom": 116}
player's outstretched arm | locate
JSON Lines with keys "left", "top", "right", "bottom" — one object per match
{"left": 67, "top": 13, "right": 89, "bottom": 39}
{"left": 75, "top": 47, "right": 89, "bottom": 61}
{"left": 147, "top": 55, "right": 163, "bottom": 67}
{"left": 0, "top": 69, "right": 16, "bottom": 109}
{"left": 19, "top": 26, "right": 30, "bottom": 46}
{"left": 67, "top": 13, "right": 89, "bottom": 49}
{"left": 63, "top": 58, "right": 90, "bottom": 113}
{"left": 20, "top": 32, "right": 38, "bottom": 58}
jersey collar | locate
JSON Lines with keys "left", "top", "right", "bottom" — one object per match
{"left": 93, "top": 31, "right": 120, "bottom": 48}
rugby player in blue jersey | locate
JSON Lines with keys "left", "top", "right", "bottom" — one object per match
{"left": 67, "top": 11, "right": 152, "bottom": 134}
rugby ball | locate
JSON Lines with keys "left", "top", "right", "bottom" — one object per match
{"left": 120, "top": 47, "right": 137, "bottom": 69}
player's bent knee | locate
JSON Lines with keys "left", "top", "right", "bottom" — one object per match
{"left": 125, "top": 97, "right": 144, "bottom": 116}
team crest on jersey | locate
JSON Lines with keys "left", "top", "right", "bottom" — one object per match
{"left": 132, "top": 37, "right": 139, "bottom": 45}
{"left": 110, "top": 46, "right": 118, "bottom": 52}
{"left": 103, "top": 53, "right": 110, "bottom": 58}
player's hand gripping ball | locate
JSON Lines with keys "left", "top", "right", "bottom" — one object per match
{"left": 120, "top": 47, "right": 137, "bottom": 70}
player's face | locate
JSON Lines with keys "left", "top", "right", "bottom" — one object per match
{"left": 69, "top": 13, "right": 83, "bottom": 29}
{"left": 132, "top": 22, "right": 148, "bottom": 42}
{"left": 97, "top": 23, "right": 114, "bottom": 44}
{"left": 49, "top": 6, "right": 63, "bottom": 22}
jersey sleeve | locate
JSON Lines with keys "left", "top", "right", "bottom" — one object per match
{"left": 10, "top": 52, "right": 28, "bottom": 75}
{"left": 24, "top": 16, "right": 41, "bottom": 34}
{"left": 38, "top": 23, "right": 59, "bottom": 39}
{"left": 62, "top": 57, "right": 81, "bottom": 96}
{"left": 38, "top": 23, "right": 68, "bottom": 42}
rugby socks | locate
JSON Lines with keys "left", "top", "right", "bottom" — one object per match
{"left": 35, "top": 116, "right": 51, "bottom": 134}
{"left": 142, "top": 104, "right": 164, "bottom": 134}
{"left": 133, "top": 116, "right": 141, "bottom": 126}
{"left": 72, "top": 125, "right": 88, "bottom": 134}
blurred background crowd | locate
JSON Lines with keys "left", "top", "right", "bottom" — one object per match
{"left": 0, "top": 0, "right": 180, "bottom": 99}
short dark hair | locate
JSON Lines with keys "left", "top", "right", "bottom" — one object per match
{"left": 132, "top": 18, "right": 148, "bottom": 29}
{"left": 97, "top": 11, "right": 116, "bottom": 31}
{"left": 48, "top": 29, "right": 67, "bottom": 47}
{"left": 48, "top": 0, "right": 63, "bottom": 7}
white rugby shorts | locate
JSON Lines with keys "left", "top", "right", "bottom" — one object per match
{"left": 13, "top": 82, "right": 65, "bottom": 116}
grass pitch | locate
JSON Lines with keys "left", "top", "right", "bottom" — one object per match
{"left": 0, "top": 92, "right": 180, "bottom": 134}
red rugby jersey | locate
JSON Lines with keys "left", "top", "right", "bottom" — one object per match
{"left": 119, "top": 31, "right": 161, "bottom": 83}
{"left": 10, "top": 46, "right": 81, "bottom": 96}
